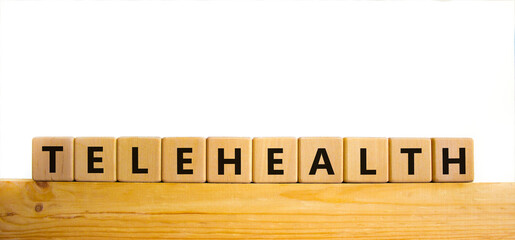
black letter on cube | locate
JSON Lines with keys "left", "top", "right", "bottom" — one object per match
{"left": 309, "top": 148, "right": 335, "bottom": 175}
{"left": 88, "top": 146, "right": 104, "bottom": 173}
{"left": 218, "top": 148, "right": 241, "bottom": 175}
{"left": 42, "top": 146, "right": 63, "bottom": 173}
{"left": 267, "top": 148, "right": 284, "bottom": 175}
{"left": 400, "top": 148, "right": 422, "bottom": 175}
{"left": 177, "top": 148, "right": 194, "bottom": 174}
{"left": 442, "top": 148, "right": 466, "bottom": 174}
{"left": 360, "top": 148, "right": 376, "bottom": 175}
{"left": 132, "top": 147, "right": 148, "bottom": 174}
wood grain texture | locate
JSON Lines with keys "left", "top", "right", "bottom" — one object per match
{"left": 162, "top": 137, "right": 206, "bottom": 183}
{"left": 253, "top": 137, "right": 297, "bottom": 183}
{"left": 389, "top": 138, "right": 431, "bottom": 183}
{"left": 298, "top": 137, "right": 343, "bottom": 183}
{"left": 117, "top": 137, "right": 161, "bottom": 182}
{"left": 207, "top": 137, "right": 252, "bottom": 183}
{"left": 32, "top": 137, "right": 74, "bottom": 181}
{"left": 74, "top": 137, "right": 116, "bottom": 182}
{"left": 432, "top": 138, "right": 474, "bottom": 182}
{"left": 344, "top": 137, "right": 388, "bottom": 183}
{"left": 0, "top": 180, "right": 514, "bottom": 239}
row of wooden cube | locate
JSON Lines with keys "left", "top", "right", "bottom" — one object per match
{"left": 32, "top": 137, "right": 473, "bottom": 183}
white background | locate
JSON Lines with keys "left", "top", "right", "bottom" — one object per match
{"left": 0, "top": 1, "right": 513, "bottom": 182}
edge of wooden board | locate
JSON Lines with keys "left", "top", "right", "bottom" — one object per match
{"left": 1, "top": 180, "right": 514, "bottom": 239}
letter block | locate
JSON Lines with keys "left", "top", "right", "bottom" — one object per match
{"left": 117, "top": 137, "right": 161, "bottom": 182}
{"left": 298, "top": 137, "right": 343, "bottom": 183}
{"left": 389, "top": 138, "right": 431, "bottom": 182}
{"left": 162, "top": 137, "right": 206, "bottom": 183}
{"left": 74, "top": 137, "right": 116, "bottom": 182}
{"left": 32, "top": 137, "right": 74, "bottom": 181}
{"left": 344, "top": 137, "right": 388, "bottom": 183}
{"left": 253, "top": 137, "right": 297, "bottom": 183}
{"left": 432, "top": 138, "right": 474, "bottom": 182}
{"left": 207, "top": 137, "right": 252, "bottom": 183}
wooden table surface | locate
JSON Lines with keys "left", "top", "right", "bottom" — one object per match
{"left": 1, "top": 180, "right": 514, "bottom": 239}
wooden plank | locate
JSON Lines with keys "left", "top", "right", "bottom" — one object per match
{"left": 0, "top": 180, "right": 514, "bottom": 239}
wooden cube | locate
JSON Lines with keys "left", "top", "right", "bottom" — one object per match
{"left": 207, "top": 137, "right": 251, "bottom": 183}
{"left": 32, "top": 137, "right": 74, "bottom": 181}
{"left": 298, "top": 137, "right": 343, "bottom": 183}
{"left": 117, "top": 137, "right": 161, "bottom": 182}
{"left": 74, "top": 137, "right": 116, "bottom": 182}
{"left": 253, "top": 137, "right": 297, "bottom": 183}
{"left": 162, "top": 137, "right": 206, "bottom": 183}
{"left": 344, "top": 137, "right": 388, "bottom": 183}
{"left": 432, "top": 138, "right": 474, "bottom": 182}
{"left": 389, "top": 138, "right": 431, "bottom": 183}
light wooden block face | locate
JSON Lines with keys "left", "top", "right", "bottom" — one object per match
{"left": 253, "top": 137, "right": 297, "bottom": 183}
{"left": 389, "top": 138, "right": 431, "bottom": 183}
{"left": 162, "top": 137, "right": 206, "bottom": 183}
{"left": 298, "top": 137, "right": 343, "bottom": 183}
{"left": 117, "top": 137, "right": 161, "bottom": 182}
{"left": 32, "top": 137, "right": 74, "bottom": 181}
{"left": 207, "top": 137, "right": 252, "bottom": 183}
{"left": 432, "top": 138, "right": 474, "bottom": 182}
{"left": 74, "top": 137, "right": 116, "bottom": 182}
{"left": 344, "top": 138, "right": 388, "bottom": 183}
